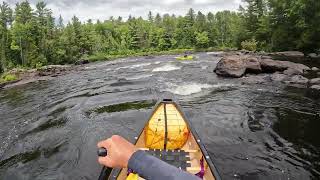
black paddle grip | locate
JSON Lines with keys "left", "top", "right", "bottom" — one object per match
{"left": 97, "top": 148, "right": 108, "bottom": 157}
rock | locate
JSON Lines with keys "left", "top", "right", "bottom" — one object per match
{"left": 241, "top": 74, "right": 270, "bottom": 84}
{"left": 311, "top": 67, "right": 319, "bottom": 71}
{"left": 270, "top": 73, "right": 288, "bottom": 82}
{"left": 75, "top": 59, "right": 89, "bottom": 65}
{"left": 245, "top": 56, "right": 262, "bottom": 73}
{"left": 37, "top": 65, "right": 71, "bottom": 77}
{"left": 281, "top": 61, "right": 310, "bottom": 74}
{"left": 318, "top": 72, "right": 320, "bottom": 76}
{"left": 259, "top": 59, "right": 288, "bottom": 72}
{"left": 273, "top": 51, "right": 304, "bottom": 58}
{"left": 214, "top": 55, "right": 246, "bottom": 78}
{"left": 285, "top": 75, "right": 309, "bottom": 84}
{"left": 311, "top": 85, "right": 320, "bottom": 90}
{"left": 261, "top": 56, "right": 273, "bottom": 60}
{"left": 283, "top": 68, "right": 302, "bottom": 76}
{"left": 308, "top": 53, "right": 319, "bottom": 58}
{"left": 310, "top": 78, "right": 320, "bottom": 85}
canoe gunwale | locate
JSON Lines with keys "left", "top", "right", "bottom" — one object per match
{"left": 98, "top": 99, "right": 222, "bottom": 180}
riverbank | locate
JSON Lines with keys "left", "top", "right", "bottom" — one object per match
{"left": 1, "top": 49, "right": 319, "bottom": 90}
{"left": 0, "top": 49, "right": 196, "bottom": 89}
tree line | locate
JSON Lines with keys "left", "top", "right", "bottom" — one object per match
{"left": 0, "top": 0, "right": 319, "bottom": 73}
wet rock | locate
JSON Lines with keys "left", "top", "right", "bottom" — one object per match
{"left": 310, "top": 78, "right": 320, "bottom": 85}
{"left": 214, "top": 55, "right": 246, "bottom": 78}
{"left": 261, "top": 55, "right": 273, "bottom": 59}
{"left": 285, "top": 75, "right": 309, "bottom": 84}
{"left": 281, "top": 61, "right": 310, "bottom": 74}
{"left": 241, "top": 74, "right": 270, "bottom": 84}
{"left": 259, "top": 59, "right": 288, "bottom": 72}
{"left": 270, "top": 73, "right": 288, "bottom": 82}
{"left": 75, "top": 59, "right": 89, "bottom": 65}
{"left": 311, "top": 85, "right": 320, "bottom": 90}
{"left": 283, "top": 68, "right": 302, "bottom": 76}
{"left": 308, "top": 53, "right": 319, "bottom": 58}
{"left": 273, "top": 51, "right": 304, "bottom": 58}
{"left": 245, "top": 56, "right": 262, "bottom": 73}
{"left": 311, "top": 67, "right": 319, "bottom": 71}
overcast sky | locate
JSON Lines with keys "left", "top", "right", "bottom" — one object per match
{"left": 4, "top": 0, "right": 243, "bottom": 22}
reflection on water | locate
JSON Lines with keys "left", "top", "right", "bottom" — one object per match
{"left": 88, "top": 100, "right": 157, "bottom": 114}
{"left": 0, "top": 53, "right": 319, "bottom": 180}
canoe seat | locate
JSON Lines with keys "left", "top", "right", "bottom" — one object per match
{"left": 145, "top": 149, "right": 191, "bottom": 170}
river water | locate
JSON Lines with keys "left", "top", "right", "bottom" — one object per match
{"left": 0, "top": 53, "right": 319, "bottom": 180}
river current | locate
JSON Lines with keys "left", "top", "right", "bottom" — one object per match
{"left": 0, "top": 53, "right": 319, "bottom": 180}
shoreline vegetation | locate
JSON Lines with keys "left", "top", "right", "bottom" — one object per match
{"left": 0, "top": 0, "right": 319, "bottom": 88}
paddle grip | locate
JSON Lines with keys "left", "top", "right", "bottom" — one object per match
{"left": 97, "top": 148, "right": 108, "bottom": 157}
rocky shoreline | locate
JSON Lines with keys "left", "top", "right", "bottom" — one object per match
{"left": 0, "top": 65, "right": 79, "bottom": 89}
{"left": 214, "top": 51, "right": 320, "bottom": 90}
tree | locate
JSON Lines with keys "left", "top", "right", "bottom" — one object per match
{"left": 0, "top": 2, "right": 13, "bottom": 72}
{"left": 148, "top": 11, "right": 153, "bottom": 22}
{"left": 195, "top": 31, "right": 209, "bottom": 48}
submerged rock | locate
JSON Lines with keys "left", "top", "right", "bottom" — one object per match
{"left": 214, "top": 55, "right": 246, "bottom": 78}
{"left": 270, "top": 73, "right": 289, "bottom": 82}
{"left": 285, "top": 75, "right": 309, "bottom": 84}
{"left": 283, "top": 68, "right": 302, "bottom": 76}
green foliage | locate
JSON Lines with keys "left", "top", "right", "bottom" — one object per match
{"left": 241, "top": 39, "right": 258, "bottom": 51}
{"left": 0, "top": 0, "right": 318, "bottom": 73}
{"left": 0, "top": 73, "right": 17, "bottom": 83}
{"left": 195, "top": 31, "right": 209, "bottom": 48}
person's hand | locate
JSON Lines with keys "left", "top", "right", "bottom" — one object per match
{"left": 97, "top": 135, "right": 137, "bottom": 168}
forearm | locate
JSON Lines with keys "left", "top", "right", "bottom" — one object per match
{"left": 128, "top": 150, "right": 200, "bottom": 180}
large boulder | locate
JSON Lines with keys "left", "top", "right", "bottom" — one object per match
{"left": 259, "top": 59, "right": 288, "bottom": 72}
{"left": 281, "top": 61, "right": 310, "bottom": 74}
{"left": 245, "top": 56, "right": 262, "bottom": 73}
{"left": 259, "top": 59, "right": 310, "bottom": 74}
{"left": 214, "top": 55, "right": 246, "bottom": 78}
{"left": 310, "top": 78, "right": 320, "bottom": 85}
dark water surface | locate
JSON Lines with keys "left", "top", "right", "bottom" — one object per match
{"left": 0, "top": 53, "right": 319, "bottom": 180}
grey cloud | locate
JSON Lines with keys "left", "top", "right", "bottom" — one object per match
{"left": 4, "top": 0, "right": 242, "bottom": 22}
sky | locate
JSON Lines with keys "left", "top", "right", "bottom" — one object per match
{"left": 4, "top": 0, "right": 243, "bottom": 22}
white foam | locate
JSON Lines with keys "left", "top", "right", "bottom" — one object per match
{"left": 166, "top": 83, "right": 234, "bottom": 96}
{"left": 130, "top": 63, "right": 151, "bottom": 68}
{"left": 152, "top": 64, "right": 181, "bottom": 72}
{"left": 126, "top": 74, "right": 153, "bottom": 80}
{"left": 166, "top": 83, "right": 213, "bottom": 96}
{"left": 201, "top": 65, "right": 208, "bottom": 69}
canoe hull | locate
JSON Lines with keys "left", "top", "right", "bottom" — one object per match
{"left": 98, "top": 99, "right": 221, "bottom": 180}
